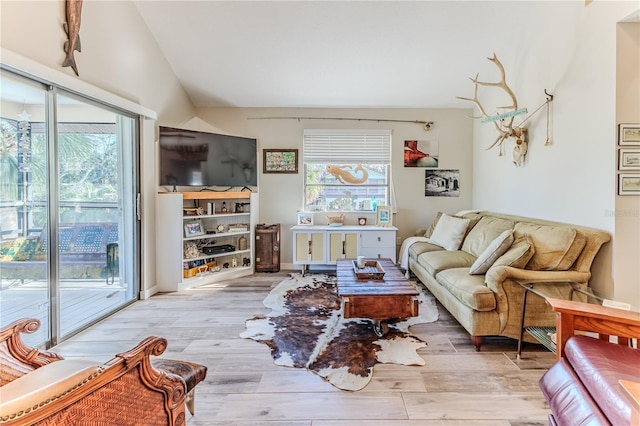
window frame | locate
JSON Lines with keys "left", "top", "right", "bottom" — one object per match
{"left": 302, "top": 130, "right": 392, "bottom": 213}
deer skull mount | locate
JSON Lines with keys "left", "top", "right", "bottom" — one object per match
{"left": 457, "top": 54, "right": 529, "bottom": 167}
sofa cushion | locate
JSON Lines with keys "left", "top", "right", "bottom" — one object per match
{"left": 428, "top": 213, "right": 471, "bottom": 251}
{"left": 461, "top": 216, "right": 515, "bottom": 257}
{"left": 558, "top": 230, "right": 587, "bottom": 270}
{"left": 408, "top": 241, "right": 444, "bottom": 260}
{"left": 436, "top": 268, "right": 496, "bottom": 311}
{"left": 0, "top": 359, "right": 100, "bottom": 419}
{"left": 418, "top": 250, "right": 476, "bottom": 276}
{"left": 425, "top": 211, "right": 480, "bottom": 240}
{"left": 469, "top": 230, "right": 514, "bottom": 275}
{"left": 564, "top": 335, "right": 640, "bottom": 426}
{"left": 492, "top": 235, "right": 535, "bottom": 269}
{"left": 514, "top": 223, "right": 582, "bottom": 271}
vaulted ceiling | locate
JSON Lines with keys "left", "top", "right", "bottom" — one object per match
{"left": 133, "top": 1, "right": 588, "bottom": 109}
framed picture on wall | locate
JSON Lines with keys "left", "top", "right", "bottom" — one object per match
{"left": 619, "top": 149, "right": 640, "bottom": 171}
{"left": 618, "top": 124, "right": 640, "bottom": 146}
{"left": 404, "top": 140, "right": 439, "bottom": 167}
{"left": 425, "top": 169, "right": 460, "bottom": 197}
{"left": 618, "top": 173, "right": 640, "bottom": 195}
{"left": 263, "top": 149, "right": 298, "bottom": 173}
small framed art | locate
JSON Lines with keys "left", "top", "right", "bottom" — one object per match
{"left": 404, "top": 140, "right": 439, "bottom": 167}
{"left": 263, "top": 149, "right": 298, "bottom": 173}
{"left": 376, "top": 206, "right": 392, "bottom": 226}
{"left": 425, "top": 169, "right": 460, "bottom": 197}
{"left": 618, "top": 173, "right": 640, "bottom": 195}
{"left": 297, "top": 213, "right": 313, "bottom": 225}
{"left": 618, "top": 124, "right": 640, "bottom": 146}
{"left": 619, "top": 149, "right": 640, "bottom": 171}
{"left": 184, "top": 220, "right": 205, "bottom": 237}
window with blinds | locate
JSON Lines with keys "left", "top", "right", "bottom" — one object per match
{"left": 303, "top": 130, "right": 391, "bottom": 212}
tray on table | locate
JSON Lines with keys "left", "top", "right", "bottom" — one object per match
{"left": 352, "top": 260, "right": 386, "bottom": 280}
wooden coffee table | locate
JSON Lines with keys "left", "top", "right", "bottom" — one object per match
{"left": 336, "top": 258, "right": 419, "bottom": 336}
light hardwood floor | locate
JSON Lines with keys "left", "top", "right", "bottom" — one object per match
{"left": 53, "top": 271, "right": 555, "bottom": 425}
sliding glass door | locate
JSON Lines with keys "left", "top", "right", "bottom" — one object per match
{"left": 0, "top": 73, "right": 51, "bottom": 345}
{"left": 0, "top": 69, "right": 139, "bottom": 347}
{"left": 54, "top": 92, "right": 138, "bottom": 338}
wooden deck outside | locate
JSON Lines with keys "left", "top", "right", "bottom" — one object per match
{"left": 0, "top": 278, "right": 131, "bottom": 346}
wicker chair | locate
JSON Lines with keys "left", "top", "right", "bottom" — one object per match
{"left": 0, "top": 318, "right": 207, "bottom": 425}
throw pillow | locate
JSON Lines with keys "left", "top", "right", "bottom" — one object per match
{"left": 514, "top": 223, "right": 577, "bottom": 271}
{"left": 469, "top": 230, "right": 514, "bottom": 275}
{"left": 423, "top": 211, "right": 443, "bottom": 238}
{"left": 428, "top": 213, "right": 471, "bottom": 251}
{"left": 492, "top": 235, "right": 535, "bottom": 269}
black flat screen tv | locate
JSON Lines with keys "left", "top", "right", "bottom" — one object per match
{"left": 159, "top": 126, "right": 257, "bottom": 187}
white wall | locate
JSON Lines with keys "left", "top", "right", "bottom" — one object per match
{"left": 186, "top": 107, "right": 473, "bottom": 268}
{"left": 0, "top": 0, "right": 197, "bottom": 294}
{"left": 470, "top": 2, "right": 639, "bottom": 303}
{"left": 0, "top": 1, "right": 194, "bottom": 123}
{"left": 615, "top": 21, "right": 640, "bottom": 307}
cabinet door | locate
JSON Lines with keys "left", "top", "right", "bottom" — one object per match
{"left": 294, "top": 232, "right": 325, "bottom": 263}
{"left": 328, "top": 232, "right": 358, "bottom": 263}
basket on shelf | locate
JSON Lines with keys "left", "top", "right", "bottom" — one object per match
{"left": 326, "top": 214, "right": 345, "bottom": 226}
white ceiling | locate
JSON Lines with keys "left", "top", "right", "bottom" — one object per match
{"left": 133, "top": 1, "right": 578, "bottom": 109}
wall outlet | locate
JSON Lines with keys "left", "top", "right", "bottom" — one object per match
{"left": 396, "top": 236, "right": 402, "bottom": 245}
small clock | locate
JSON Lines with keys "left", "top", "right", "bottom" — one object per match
{"left": 358, "top": 217, "right": 367, "bottom": 226}
{"left": 216, "top": 224, "right": 225, "bottom": 233}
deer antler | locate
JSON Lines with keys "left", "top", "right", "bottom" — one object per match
{"left": 457, "top": 53, "right": 522, "bottom": 155}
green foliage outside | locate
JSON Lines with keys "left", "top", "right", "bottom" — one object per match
{"left": 0, "top": 118, "right": 121, "bottom": 233}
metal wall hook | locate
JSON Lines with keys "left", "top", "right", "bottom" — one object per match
{"left": 544, "top": 89, "right": 554, "bottom": 102}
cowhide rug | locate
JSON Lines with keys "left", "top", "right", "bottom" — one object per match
{"left": 240, "top": 273, "right": 438, "bottom": 391}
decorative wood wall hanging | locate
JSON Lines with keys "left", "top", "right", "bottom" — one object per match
{"left": 62, "top": 0, "right": 83, "bottom": 76}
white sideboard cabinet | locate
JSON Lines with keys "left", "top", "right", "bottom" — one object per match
{"left": 291, "top": 225, "right": 398, "bottom": 274}
{"left": 156, "top": 191, "right": 258, "bottom": 292}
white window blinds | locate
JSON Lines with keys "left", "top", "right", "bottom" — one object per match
{"left": 303, "top": 130, "right": 391, "bottom": 164}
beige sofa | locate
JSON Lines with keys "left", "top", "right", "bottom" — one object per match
{"left": 405, "top": 211, "right": 611, "bottom": 350}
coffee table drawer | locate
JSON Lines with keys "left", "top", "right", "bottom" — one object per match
{"left": 343, "top": 295, "right": 418, "bottom": 320}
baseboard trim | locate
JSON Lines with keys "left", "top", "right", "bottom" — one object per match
{"left": 139, "top": 285, "right": 158, "bottom": 300}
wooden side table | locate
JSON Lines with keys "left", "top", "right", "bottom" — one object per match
{"left": 515, "top": 280, "right": 600, "bottom": 357}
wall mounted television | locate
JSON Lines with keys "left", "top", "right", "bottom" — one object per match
{"left": 159, "top": 126, "right": 257, "bottom": 188}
